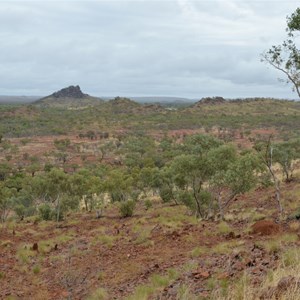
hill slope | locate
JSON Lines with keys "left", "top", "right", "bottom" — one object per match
{"left": 34, "top": 85, "right": 103, "bottom": 108}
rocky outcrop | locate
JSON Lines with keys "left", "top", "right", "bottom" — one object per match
{"left": 198, "top": 96, "right": 226, "bottom": 105}
{"left": 34, "top": 85, "right": 102, "bottom": 108}
{"left": 50, "top": 85, "right": 88, "bottom": 99}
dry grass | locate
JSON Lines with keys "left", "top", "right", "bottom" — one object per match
{"left": 208, "top": 244, "right": 300, "bottom": 300}
{"left": 126, "top": 268, "right": 179, "bottom": 300}
{"left": 189, "top": 246, "right": 209, "bottom": 258}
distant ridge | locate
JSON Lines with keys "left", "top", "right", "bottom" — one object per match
{"left": 106, "top": 96, "right": 141, "bottom": 113}
{"left": 0, "top": 96, "right": 40, "bottom": 104}
{"left": 34, "top": 85, "right": 103, "bottom": 108}
{"left": 194, "top": 96, "right": 226, "bottom": 107}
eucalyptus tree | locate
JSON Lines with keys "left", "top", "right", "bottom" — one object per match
{"left": 210, "top": 152, "right": 261, "bottom": 219}
{"left": 254, "top": 137, "right": 283, "bottom": 217}
{"left": 272, "top": 139, "right": 300, "bottom": 182}
{"left": 261, "top": 8, "right": 300, "bottom": 97}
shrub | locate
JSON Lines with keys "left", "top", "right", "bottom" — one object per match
{"left": 14, "top": 204, "right": 35, "bottom": 219}
{"left": 14, "top": 204, "right": 26, "bottom": 219}
{"left": 110, "top": 191, "right": 126, "bottom": 202}
{"left": 50, "top": 208, "right": 64, "bottom": 222}
{"left": 259, "top": 173, "right": 273, "bottom": 188}
{"left": 39, "top": 203, "right": 65, "bottom": 222}
{"left": 288, "top": 208, "right": 300, "bottom": 220}
{"left": 130, "top": 190, "right": 140, "bottom": 202}
{"left": 44, "top": 163, "right": 54, "bottom": 172}
{"left": 119, "top": 200, "right": 136, "bottom": 218}
{"left": 190, "top": 246, "right": 208, "bottom": 258}
{"left": 33, "top": 264, "right": 41, "bottom": 274}
{"left": 178, "top": 191, "right": 196, "bottom": 212}
{"left": 144, "top": 199, "right": 152, "bottom": 210}
{"left": 39, "top": 204, "right": 52, "bottom": 221}
{"left": 217, "top": 221, "right": 232, "bottom": 234}
{"left": 159, "top": 186, "right": 173, "bottom": 203}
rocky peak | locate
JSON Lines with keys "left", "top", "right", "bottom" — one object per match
{"left": 51, "top": 85, "right": 88, "bottom": 98}
{"left": 198, "top": 96, "right": 226, "bottom": 105}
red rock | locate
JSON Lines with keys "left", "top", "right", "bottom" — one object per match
{"left": 193, "top": 270, "right": 210, "bottom": 279}
{"left": 217, "top": 272, "right": 229, "bottom": 280}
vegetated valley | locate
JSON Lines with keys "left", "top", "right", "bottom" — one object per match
{"left": 1, "top": 87, "right": 300, "bottom": 300}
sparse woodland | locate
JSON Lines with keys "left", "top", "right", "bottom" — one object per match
{"left": 1, "top": 7, "right": 300, "bottom": 299}
{"left": 1, "top": 96, "right": 300, "bottom": 300}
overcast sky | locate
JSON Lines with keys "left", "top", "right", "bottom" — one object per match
{"left": 0, "top": 0, "right": 299, "bottom": 99}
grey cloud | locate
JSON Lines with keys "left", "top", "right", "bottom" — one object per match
{"left": 0, "top": 0, "right": 299, "bottom": 98}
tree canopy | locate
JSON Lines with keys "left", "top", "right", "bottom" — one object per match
{"left": 262, "top": 8, "right": 300, "bottom": 97}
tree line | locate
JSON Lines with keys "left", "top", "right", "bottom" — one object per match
{"left": 1, "top": 133, "right": 300, "bottom": 223}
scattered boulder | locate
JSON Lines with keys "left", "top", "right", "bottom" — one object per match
{"left": 192, "top": 269, "right": 210, "bottom": 279}
{"left": 251, "top": 220, "right": 281, "bottom": 235}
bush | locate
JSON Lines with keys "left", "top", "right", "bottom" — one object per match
{"left": 259, "top": 173, "right": 273, "bottom": 188}
{"left": 130, "top": 190, "right": 141, "bottom": 202}
{"left": 38, "top": 204, "right": 52, "bottom": 221}
{"left": 288, "top": 208, "right": 300, "bottom": 220}
{"left": 14, "top": 204, "right": 35, "bottom": 219}
{"left": 144, "top": 199, "right": 152, "bottom": 210}
{"left": 119, "top": 200, "right": 136, "bottom": 218}
{"left": 110, "top": 191, "right": 126, "bottom": 202}
{"left": 159, "top": 186, "right": 173, "bottom": 203}
{"left": 32, "top": 264, "right": 41, "bottom": 274}
{"left": 44, "top": 163, "right": 54, "bottom": 172}
{"left": 50, "top": 208, "right": 64, "bottom": 221}
{"left": 178, "top": 191, "right": 194, "bottom": 210}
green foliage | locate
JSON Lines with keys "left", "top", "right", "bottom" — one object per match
{"left": 13, "top": 200, "right": 35, "bottom": 219}
{"left": 0, "top": 163, "right": 11, "bottom": 181}
{"left": 38, "top": 204, "right": 52, "bottom": 221}
{"left": 122, "top": 135, "right": 157, "bottom": 169}
{"left": 144, "top": 199, "right": 152, "bottom": 210}
{"left": 182, "top": 134, "right": 222, "bottom": 155}
{"left": 159, "top": 185, "right": 174, "bottom": 204}
{"left": 262, "top": 8, "right": 300, "bottom": 97}
{"left": 119, "top": 200, "right": 136, "bottom": 218}
{"left": 54, "top": 138, "right": 71, "bottom": 151}
{"left": 105, "top": 169, "right": 133, "bottom": 203}
{"left": 273, "top": 139, "right": 300, "bottom": 181}
{"left": 32, "top": 264, "right": 41, "bottom": 274}
{"left": 288, "top": 207, "right": 300, "bottom": 220}
{"left": 0, "top": 183, "right": 14, "bottom": 222}
{"left": 259, "top": 172, "right": 273, "bottom": 188}
{"left": 287, "top": 8, "right": 300, "bottom": 32}
{"left": 44, "top": 163, "right": 54, "bottom": 172}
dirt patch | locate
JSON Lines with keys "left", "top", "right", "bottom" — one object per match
{"left": 251, "top": 220, "right": 281, "bottom": 235}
